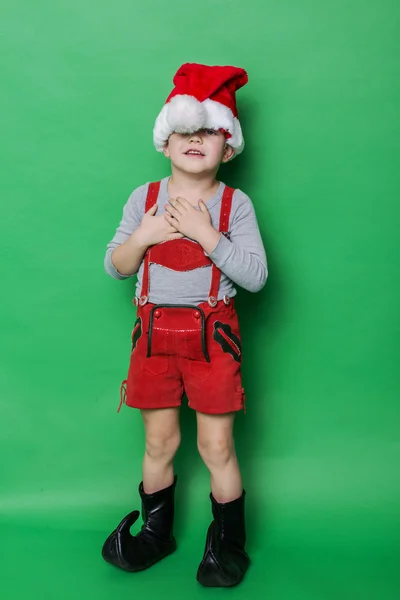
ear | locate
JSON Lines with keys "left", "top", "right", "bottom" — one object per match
{"left": 162, "top": 143, "right": 170, "bottom": 158}
{"left": 221, "top": 143, "right": 235, "bottom": 163}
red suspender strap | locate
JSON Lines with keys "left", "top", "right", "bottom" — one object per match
{"left": 208, "top": 186, "right": 235, "bottom": 306}
{"left": 138, "top": 182, "right": 160, "bottom": 305}
{"left": 145, "top": 181, "right": 160, "bottom": 212}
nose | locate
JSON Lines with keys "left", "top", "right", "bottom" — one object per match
{"left": 189, "top": 132, "right": 203, "bottom": 144}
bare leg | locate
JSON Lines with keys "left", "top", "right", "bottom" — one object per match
{"left": 196, "top": 410, "right": 250, "bottom": 587}
{"left": 141, "top": 407, "right": 181, "bottom": 493}
{"left": 196, "top": 411, "right": 242, "bottom": 502}
{"left": 102, "top": 406, "right": 180, "bottom": 572}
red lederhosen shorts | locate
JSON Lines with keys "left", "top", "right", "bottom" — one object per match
{"left": 117, "top": 181, "right": 246, "bottom": 415}
{"left": 119, "top": 299, "right": 245, "bottom": 414}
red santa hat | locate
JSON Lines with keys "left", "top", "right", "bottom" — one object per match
{"left": 153, "top": 63, "right": 248, "bottom": 158}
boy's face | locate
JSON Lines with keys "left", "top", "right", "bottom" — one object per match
{"left": 163, "top": 129, "right": 234, "bottom": 174}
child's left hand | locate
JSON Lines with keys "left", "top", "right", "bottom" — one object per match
{"left": 164, "top": 197, "right": 214, "bottom": 242}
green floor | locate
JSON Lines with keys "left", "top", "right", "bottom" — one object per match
{"left": 1, "top": 494, "right": 398, "bottom": 599}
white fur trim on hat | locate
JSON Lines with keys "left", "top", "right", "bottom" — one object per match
{"left": 153, "top": 95, "right": 244, "bottom": 157}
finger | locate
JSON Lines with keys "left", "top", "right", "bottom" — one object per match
{"left": 171, "top": 197, "right": 189, "bottom": 211}
{"left": 176, "top": 196, "right": 190, "bottom": 207}
{"left": 164, "top": 213, "right": 180, "bottom": 228}
{"left": 146, "top": 203, "right": 158, "bottom": 215}
{"left": 198, "top": 199, "right": 208, "bottom": 212}
{"left": 168, "top": 232, "right": 185, "bottom": 240}
{"left": 165, "top": 204, "right": 181, "bottom": 219}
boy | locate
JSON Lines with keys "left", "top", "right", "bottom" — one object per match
{"left": 102, "top": 63, "right": 267, "bottom": 587}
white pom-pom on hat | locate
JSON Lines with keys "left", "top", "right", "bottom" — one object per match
{"left": 166, "top": 95, "right": 207, "bottom": 133}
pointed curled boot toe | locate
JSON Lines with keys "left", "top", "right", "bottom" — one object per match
{"left": 102, "top": 476, "right": 177, "bottom": 572}
{"left": 197, "top": 490, "right": 250, "bottom": 587}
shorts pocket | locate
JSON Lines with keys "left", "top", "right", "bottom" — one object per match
{"left": 131, "top": 317, "right": 142, "bottom": 354}
{"left": 212, "top": 321, "right": 242, "bottom": 363}
{"left": 187, "top": 359, "right": 212, "bottom": 381}
{"left": 143, "top": 355, "right": 169, "bottom": 376}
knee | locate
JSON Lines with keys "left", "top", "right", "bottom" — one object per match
{"left": 197, "top": 435, "right": 234, "bottom": 470}
{"left": 145, "top": 429, "right": 181, "bottom": 463}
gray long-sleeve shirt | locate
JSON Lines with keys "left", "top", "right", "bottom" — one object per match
{"left": 104, "top": 177, "right": 267, "bottom": 305}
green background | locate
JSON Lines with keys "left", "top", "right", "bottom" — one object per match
{"left": 1, "top": 1, "right": 399, "bottom": 598}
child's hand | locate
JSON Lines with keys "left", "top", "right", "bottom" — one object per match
{"left": 136, "top": 204, "right": 184, "bottom": 247}
{"left": 164, "top": 197, "right": 214, "bottom": 243}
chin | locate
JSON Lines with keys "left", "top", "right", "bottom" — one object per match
{"left": 172, "top": 157, "right": 218, "bottom": 174}
{"left": 183, "top": 165, "right": 210, "bottom": 174}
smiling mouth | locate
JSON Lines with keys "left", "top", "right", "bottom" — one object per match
{"left": 184, "top": 150, "right": 205, "bottom": 156}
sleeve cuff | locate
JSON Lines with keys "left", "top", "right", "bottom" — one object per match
{"left": 104, "top": 249, "right": 130, "bottom": 280}
{"left": 208, "top": 233, "right": 233, "bottom": 266}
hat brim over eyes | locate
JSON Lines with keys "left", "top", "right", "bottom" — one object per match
{"left": 153, "top": 63, "right": 248, "bottom": 158}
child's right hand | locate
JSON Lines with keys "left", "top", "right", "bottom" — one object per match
{"left": 136, "top": 204, "right": 184, "bottom": 247}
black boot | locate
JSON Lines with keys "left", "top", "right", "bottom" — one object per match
{"left": 197, "top": 490, "right": 250, "bottom": 587}
{"left": 102, "top": 476, "right": 177, "bottom": 572}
